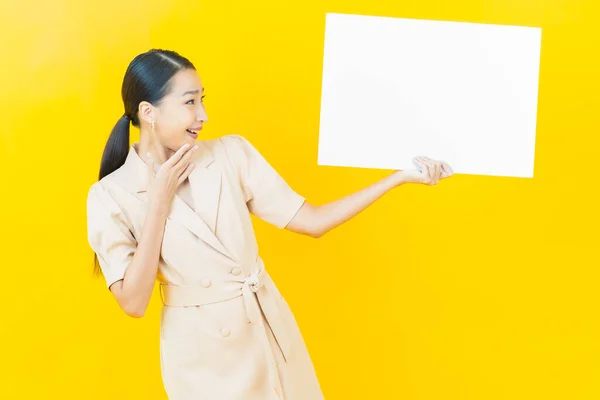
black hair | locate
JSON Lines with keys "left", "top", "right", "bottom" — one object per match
{"left": 93, "top": 49, "right": 196, "bottom": 277}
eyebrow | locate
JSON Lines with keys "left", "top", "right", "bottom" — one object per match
{"left": 181, "top": 88, "right": 204, "bottom": 97}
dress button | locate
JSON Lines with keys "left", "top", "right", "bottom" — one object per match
{"left": 231, "top": 267, "right": 242, "bottom": 276}
{"left": 201, "top": 278, "right": 212, "bottom": 288}
{"left": 220, "top": 328, "right": 231, "bottom": 337}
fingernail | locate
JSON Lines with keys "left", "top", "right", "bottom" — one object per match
{"left": 193, "top": 145, "right": 198, "bottom": 150}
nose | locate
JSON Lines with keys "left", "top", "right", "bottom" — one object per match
{"left": 196, "top": 103, "right": 208, "bottom": 123}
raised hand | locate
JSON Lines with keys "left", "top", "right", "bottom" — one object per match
{"left": 144, "top": 143, "right": 198, "bottom": 207}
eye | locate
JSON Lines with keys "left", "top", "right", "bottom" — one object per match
{"left": 186, "top": 99, "right": 195, "bottom": 105}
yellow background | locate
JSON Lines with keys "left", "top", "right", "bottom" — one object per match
{"left": 1, "top": 0, "right": 599, "bottom": 398}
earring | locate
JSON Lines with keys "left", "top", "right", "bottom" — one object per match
{"left": 151, "top": 120, "right": 155, "bottom": 131}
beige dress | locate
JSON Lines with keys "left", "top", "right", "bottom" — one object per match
{"left": 86, "top": 134, "right": 325, "bottom": 400}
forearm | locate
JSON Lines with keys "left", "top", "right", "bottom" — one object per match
{"left": 310, "top": 172, "right": 406, "bottom": 237}
{"left": 117, "top": 201, "right": 168, "bottom": 317}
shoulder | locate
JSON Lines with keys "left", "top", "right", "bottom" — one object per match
{"left": 204, "top": 133, "right": 260, "bottom": 166}
{"left": 87, "top": 180, "right": 108, "bottom": 204}
{"left": 86, "top": 177, "right": 126, "bottom": 216}
{"left": 86, "top": 159, "right": 132, "bottom": 202}
{"left": 208, "top": 133, "right": 254, "bottom": 153}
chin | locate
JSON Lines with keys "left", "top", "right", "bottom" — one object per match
{"left": 185, "top": 133, "right": 198, "bottom": 142}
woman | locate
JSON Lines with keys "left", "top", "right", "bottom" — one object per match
{"left": 86, "top": 49, "right": 452, "bottom": 400}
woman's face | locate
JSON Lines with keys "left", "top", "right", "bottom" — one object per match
{"left": 149, "top": 68, "right": 208, "bottom": 156}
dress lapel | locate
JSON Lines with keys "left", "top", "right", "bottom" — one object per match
{"left": 188, "top": 166, "right": 221, "bottom": 234}
{"left": 111, "top": 141, "right": 235, "bottom": 261}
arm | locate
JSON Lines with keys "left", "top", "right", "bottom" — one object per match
{"left": 286, "top": 156, "right": 452, "bottom": 238}
{"left": 95, "top": 144, "right": 197, "bottom": 318}
{"left": 285, "top": 172, "right": 405, "bottom": 238}
{"left": 109, "top": 200, "right": 168, "bottom": 318}
{"left": 222, "top": 134, "right": 451, "bottom": 238}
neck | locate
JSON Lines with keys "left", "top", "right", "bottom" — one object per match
{"left": 138, "top": 130, "right": 176, "bottom": 164}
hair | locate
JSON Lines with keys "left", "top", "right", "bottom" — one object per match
{"left": 93, "top": 49, "right": 196, "bottom": 277}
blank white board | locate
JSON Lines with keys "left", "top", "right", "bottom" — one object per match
{"left": 317, "top": 13, "right": 542, "bottom": 178}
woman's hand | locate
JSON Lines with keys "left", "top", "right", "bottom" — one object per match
{"left": 144, "top": 143, "right": 198, "bottom": 208}
{"left": 393, "top": 156, "right": 454, "bottom": 186}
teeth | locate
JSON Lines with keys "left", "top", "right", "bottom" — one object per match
{"left": 187, "top": 129, "right": 198, "bottom": 134}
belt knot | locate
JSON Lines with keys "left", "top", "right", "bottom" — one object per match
{"left": 244, "top": 271, "right": 262, "bottom": 293}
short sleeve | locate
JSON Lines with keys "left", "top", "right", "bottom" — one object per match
{"left": 221, "top": 134, "right": 306, "bottom": 229}
{"left": 86, "top": 181, "right": 137, "bottom": 289}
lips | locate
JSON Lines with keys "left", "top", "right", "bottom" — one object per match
{"left": 186, "top": 127, "right": 201, "bottom": 134}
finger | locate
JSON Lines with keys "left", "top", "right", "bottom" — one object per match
{"left": 170, "top": 143, "right": 194, "bottom": 170}
{"left": 420, "top": 161, "right": 431, "bottom": 185}
{"left": 441, "top": 161, "right": 453, "bottom": 177}
{"left": 439, "top": 162, "right": 449, "bottom": 178}
{"left": 145, "top": 152, "right": 155, "bottom": 179}
{"left": 178, "top": 162, "right": 196, "bottom": 184}
{"left": 173, "top": 144, "right": 198, "bottom": 174}
{"left": 427, "top": 164, "right": 435, "bottom": 185}
{"left": 165, "top": 143, "right": 192, "bottom": 168}
{"left": 434, "top": 162, "right": 441, "bottom": 184}
{"left": 425, "top": 161, "right": 435, "bottom": 185}
{"left": 413, "top": 157, "right": 424, "bottom": 172}
{"left": 439, "top": 162, "right": 447, "bottom": 177}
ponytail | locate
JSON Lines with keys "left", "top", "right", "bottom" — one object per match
{"left": 93, "top": 114, "right": 131, "bottom": 278}
{"left": 99, "top": 115, "right": 131, "bottom": 180}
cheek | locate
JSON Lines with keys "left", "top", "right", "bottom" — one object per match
{"left": 174, "top": 107, "right": 196, "bottom": 127}
{"left": 161, "top": 107, "right": 193, "bottom": 132}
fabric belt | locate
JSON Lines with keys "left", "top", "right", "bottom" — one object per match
{"left": 159, "top": 261, "right": 290, "bottom": 399}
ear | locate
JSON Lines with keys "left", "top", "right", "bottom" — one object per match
{"left": 138, "top": 101, "right": 155, "bottom": 124}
